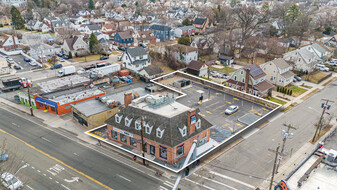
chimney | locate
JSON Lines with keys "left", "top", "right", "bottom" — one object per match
{"left": 124, "top": 92, "right": 132, "bottom": 106}
{"left": 187, "top": 109, "right": 197, "bottom": 134}
{"left": 244, "top": 68, "right": 250, "bottom": 93}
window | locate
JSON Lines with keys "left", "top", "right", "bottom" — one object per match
{"left": 130, "top": 137, "right": 137, "bottom": 147}
{"left": 234, "top": 76, "right": 237, "bottom": 81}
{"left": 145, "top": 124, "right": 153, "bottom": 134}
{"left": 264, "top": 67, "right": 266, "bottom": 71}
{"left": 150, "top": 145, "right": 155, "bottom": 155}
{"left": 196, "top": 119, "right": 201, "bottom": 129}
{"left": 120, "top": 134, "right": 127, "bottom": 144}
{"left": 156, "top": 128, "right": 164, "bottom": 138}
{"left": 115, "top": 114, "right": 122, "bottom": 123}
{"left": 112, "top": 130, "right": 118, "bottom": 140}
{"left": 179, "top": 126, "right": 187, "bottom": 137}
{"left": 176, "top": 146, "right": 184, "bottom": 158}
{"left": 242, "top": 78, "right": 245, "bottom": 83}
{"left": 160, "top": 147, "right": 167, "bottom": 159}
{"left": 125, "top": 117, "right": 132, "bottom": 127}
{"left": 240, "top": 70, "right": 243, "bottom": 75}
{"left": 135, "top": 120, "right": 141, "bottom": 130}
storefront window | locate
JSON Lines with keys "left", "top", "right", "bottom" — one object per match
{"left": 130, "top": 137, "right": 137, "bottom": 147}
{"left": 120, "top": 134, "right": 127, "bottom": 144}
{"left": 176, "top": 146, "right": 184, "bottom": 159}
{"left": 150, "top": 145, "right": 155, "bottom": 155}
{"left": 112, "top": 131, "right": 118, "bottom": 140}
{"left": 160, "top": 147, "right": 167, "bottom": 160}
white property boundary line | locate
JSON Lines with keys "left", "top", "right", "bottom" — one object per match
{"left": 86, "top": 71, "right": 281, "bottom": 173}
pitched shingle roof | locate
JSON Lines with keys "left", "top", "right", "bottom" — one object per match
{"left": 150, "top": 24, "right": 172, "bottom": 31}
{"left": 126, "top": 47, "right": 147, "bottom": 57}
{"left": 143, "top": 65, "right": 162, "bottom": 76}
{"left": 193, "top": 18, "right": 206, "bottom": 25}
{"left": 117, "top": 31, "right": 133, "bottom": 39}
{"left": 64, "top": 36, "right": 79, "bottom": 51}
{"left": 244, "top": 64, "right": 266, "bottom": 79}
{"left": 272, "top": 58, "right": 290, "bottom": 69}
{"left": 187, "top": 61, "right": 206, "bottom": 71}
{"left": 87, "top": 24, "right": 101, "bottom": 31}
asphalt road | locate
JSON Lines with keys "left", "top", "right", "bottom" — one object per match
{"left": 188, "top": 79, "right": 337, "bottom": 190}
{"left": 0, "top": 107, "right": 173, "bottom": 190}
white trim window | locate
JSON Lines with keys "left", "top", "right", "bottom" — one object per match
{"left": 179, "top": 125, "right": 188, "bottom": 137}
{"left": 144, "top": 123, "right": 153, "bottom": 134}
{"left": 125, "top": 117, "right": 133, "bottom": 127}
{"left": 135, "top": 120, "right": 141, "bottom": 130}
{"left": 115, "top": 114, "right": 123, "bottom": 124}
{"left": 156, "top": 128, "right": 164, "bottom": 138}
{"left": 196, "top": 119, "right": 201, "bottom": 129}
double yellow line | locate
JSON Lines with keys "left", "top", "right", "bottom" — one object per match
{"left": 0, "top": 129, "right": 112, "bottom": 190}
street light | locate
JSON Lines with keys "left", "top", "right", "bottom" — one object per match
{"left": 14, "top": 164, "right": 28, "bottom": 175}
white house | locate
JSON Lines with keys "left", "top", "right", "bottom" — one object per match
{"left": 121, "top": 47, "right": 151, "bottom": 72}
{"left": 0, "top": 0, "right": 27, "bottom": 7}
{"left": 0, "top": 35, "right": 22, "bottom": 51}
{"left": 260, "top": 58, "right": 295, "bottom": 87}
{"left": 174, "top": 26, "right": 196, "bottom": 38}
{"left": 168, "top": 44, "right": 198, "bottom": 64}
{"left": 80, "top": 24, "right": 101, "bottom": 34}
{"left": 28, "top": 43, "right": 61, "bottom": 60}
{"left": 61, "top": 36, "right": 89, "bottom": 56}
{"left": 27, "top": 20, "right": 51, "bottom": 32}
{"left": 283, "top": 47, "right": 319, "bottom": 72}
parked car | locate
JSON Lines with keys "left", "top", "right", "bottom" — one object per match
{"left": 119, "top": 76, "right": 131, "bottom": 83}
{"left": 118, "top": 47, "right": 126, "bottom": 51}
{"left": 225, "top": 105, "right": 239, "bottom": 115}
{"left": 126, "top": 75, "right": 133, "bottom": 80}
{"left": 0, "top": 148, "right": 8, "bottom": 162}
{"left": 100, "top": 56, "right": 109, "bottom": 60}
{"left": 50, "top": 63, "right": 62, "bottom": 70}
{"left": 328, "top": 61, "right": 337, "bottom": 66}
{"left": 23, "top": 58, "right": 31, "bottom": 62}
{"left": 316, "top": 64, "right": 329, "bottom": 72}
{"left": 59, "top": 58, "right": 65, "bottom": 62}
{"left": 56, "top": 53, "right": 63, "bottom": 57}
{"left": 139, "top": 43, "right": 147, "bottom": 48}
{"left": 6, "top": 58, "right": 14, "bottom": 64}
{"left": 63, "top": 55, "right": 69, "bottom": 59}
{"left": 14, "top": 65, "right": 22, "bottom": 70}
{"left": 145, "top": 84, "right": 154, "bottom": 91}
{"left": 1, "top": 172, "right": 23, "bottom": 190}
{"left": 294, "top": 76, "right": 302, "bottom": 81}
{"left": 29, "top": 61, "right": 37, "bottom": 66}
{"left": 210, "top": 71, "right": 220, "bottom": 77}
{"left": 220, "top": 73, "right": 229, "bottom": 79}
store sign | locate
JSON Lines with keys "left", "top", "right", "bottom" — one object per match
{"left": 36, "top": 97, "right": 57, "bottom": 108}
{"left": 113, "top": 127, "right": 133, "bottom": 137}
{"left": 190, "top": 114, "right": 196, "bottom": 125}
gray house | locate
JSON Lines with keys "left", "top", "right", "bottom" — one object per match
{"left": 260, "top": 58, "right": 295, "bottom": 87}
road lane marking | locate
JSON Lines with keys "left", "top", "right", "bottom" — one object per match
{"left": 193, "top": 173, "right": 238, "bottom": 190}
{"left": 164, "top": 182, "right": 173, "bottom": 187}
{"left": 43, "top": 173, "right": 46, "bottom": 176}
{"left": 233, "top": 98, "right": 239, "bottom": 101}
{"left": 216, "top": 93, "right": 222, "bottom": 95}
{"left": 37, "top": 170, "right": 40, "bottom": 172}
{"left": 262, "top": 108, "right": 269, "bottom": 111}
{"left": 118, "top": 175, "right": 131, "bottom": 182}
{"left": 226, "top": 101, "right": 232, "bottom": 104}
{"left": 227, "top": 110, "right": 240, "bottom": 118}
{"left": 165, "top": 181, "right": 174, "bottom": 186}
{"left": 61, "top": 184, "right": 71, "bottom": 190}
{"left": 209, "top": 171, "right": 255, "bottom": 189}
{"left": 49, "top": 177, "right": 53, "bottom": 180}
{"left": 41, "top": 137, "right": 51, "bottom": 143}
{"left": 159, "top": 186, "right": 168, "bottom": 190}
{"left": 206, "top": 111, "right": 212, "bottom": 114}
{"left": 255, "top": 112, "right": 261, "bottom": 116}
{"left": 184, "top": 178, "right": 216, "bottom": 190}
{"left": 73, "top": 153, "right": 79, "bottom": 156}
{"left": 56, "top": 181, "right": 59, "bottom": 184}
{"left": 205, "top": 102, "right": 219, "bottom": 108}
{"left": 0, "top": 129, "right": 113, "bottom": 190}
{"left": 26, "top": 185, "right": 34, "bottom": 190}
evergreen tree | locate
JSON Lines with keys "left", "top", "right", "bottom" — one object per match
{"left": 182, "top": 18, "right": 191, "bottom": 26}
{"left": 68, "top": 51, "right": 73, "bottom": 58}
{"left": 88, "top": 0, "right": 95, "bottom": 10}
{"left": 178, "top": 36, "right": 191, "bottom": 46}
{"left": 276, "top": 86, "right": 279, "bottom": 92}
{"left": 89, "top": 32, "right": 98, "bottom": 53}
{"left": 11, "top": 6, "right": 25, "bottom": 30}
{"left": 290, "top": 90, "right": 293, "bottom": 96}
{"left": 24, "top": 8, "right": 34, "bottom": 21}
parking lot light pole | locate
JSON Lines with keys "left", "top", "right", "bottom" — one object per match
{"left": 27, "top": 81, "right": 34, "bottom": 116}
{"left": 14, "top": 164, "right": 28, "bottom": 175}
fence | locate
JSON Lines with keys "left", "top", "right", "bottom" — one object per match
{"left": 317, "top": 73, "right": 332, "bottom": 84}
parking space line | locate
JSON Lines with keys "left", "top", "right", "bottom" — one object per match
{"left": 233, "top": 98, "right": 239, "bottom": 101}
{"left": 226, "top": 101, "right": 232, "bottom": 104}
{"left": 262, "top": 108, "right": 269, "bottom": 111}
{"left": 205, "top": 102, "right": 219, "bottom": 108}
{"left": 193, "top": 173, "right": 238, "bottom": 190}
{"left": 222, "top": 123, "right": 229, "bottom": 127}
{"left": 236, "top": 123, "right": 242, "bottom": 126}
{"left": 213, "top": 104, "right": 226, "bottom": 111}
{"left": 255, "top": 112, "right": 262, "bottom": 116}
{"left": 227, "top": 110, "right": 240, "bottom": 118}
{"left": 216, "top": 93, "right": 222, "bottom": 95}
{"left": 206, "top": 111, "right": 212, "bottom": 114}
{"left": 199, "top": 113, "right": 206, "bottom": 117}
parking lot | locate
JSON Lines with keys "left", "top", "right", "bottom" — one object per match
{"left": 0, "top": 53, "right": 39, "bottom": 73}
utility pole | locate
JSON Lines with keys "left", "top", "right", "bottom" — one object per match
{"left": 268, "top": 146, "right": 280, "bottom": 190}
{"left": 140, "top": 117, "right": 146, "bottom": 165}
{"left": 312, "top": 99, "right": 333, "bottom": 142}
{"left": 275, "top": 124, "right": 296, "bottom": 174}
{"left": 27, "top": 80, "right": 34, "bottom": 116}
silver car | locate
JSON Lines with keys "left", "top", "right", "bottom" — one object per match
{"left": 225, "top": 105, "right": 239, "bottom": 115}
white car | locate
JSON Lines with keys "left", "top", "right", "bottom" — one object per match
{"left": 29, "top": 61, "right": 37, "bottom": 66}
{"left": 225, "top": 105, "right": 239, "bottom": 115}
{"left": 1, "top": 172, "right": 23, "bottom": 190}
{"left": 328, "top": 61, "right": 337, "bottom": 66}
{"left": 6, "top": 58, "right": 14, "bottom": 64}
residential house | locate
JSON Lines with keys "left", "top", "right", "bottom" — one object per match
{"left": 105, "top": 94, "right": 213, "bottom": 165}
{"left": 192, "top": 17, "right": 213, "bottom": 34}
{"left": 28, "top": 43, "right": 61, "bottom": 60}
{"left": 78, "top": 9, "right": 91, "bottom": 17}
{"left": 0, "top": 16, "right": 10, "bottom": 26}
{"left": 114, "top": 31, "right": 134, "bottom": 47}
{"left": 62, "top": 36, "right": 89, "bottom": 56}
{"left": 190, "top": 37, "right": 213, "bottom": 50}
{"left": 27, "top": 20, "right": 51, "bottom": 32}
{"left": 186, "top": 61, "right": 208, "bottom": 77}
{"left": 226, "top": 64, "right": 274, "bottom": 97}
{"left": 260, "top": 58, "right": 295, "bottom": 87}
{"left": 121, "top": 47, "right": 151, "bottom": 72}
{"left": 0, "top": 0, "right": 27, "bottom": 7}
{"left": 168, "top": 44, "right": 198, "bottom": 64}
{"left": 139, "top": 65, "right": 163, "bottom": 80}
{"left": 90, "top": 18, "right": 106, "bottom": 27}
{"left": 150, "top": 24, "right": 174, "bottom": 41}
{"left": 102, "top": 23, "right": 117, "bottom": 35}
{"left": 54, "top": 27, "right": 82, "bottom": 43}
{"left": 135, "top": 30, "right": 157, "bottom": 46}
{"left": 51, "top": 20, "right": 74, "bottom": 33}
{"left": 305, "top": 43, "right": 332, "bottom": 62}
{"left": 81, "top": 24, "right": 101, "bottom": 35}
{"left": 219, "top": 55, "right": 234, "bottom": 65}
{"left": 174, "top": 26, "right": 196, "bottom": 38}
{"left": 69, "top": 16, "right": 88, "bottom": 25}
{"left": 114, "top": 20, "right": 132, "bottom": 31}
{"left": 0, "top": 35, "right": 21, "bottom": 51}
{"left": 283, "top": 47, "right": 318, "bottom": 72}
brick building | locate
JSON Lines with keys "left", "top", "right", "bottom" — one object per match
{"left": 105, "top": 94, "right": 213, "bottom": 165}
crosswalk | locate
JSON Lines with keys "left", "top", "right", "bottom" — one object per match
{"left": 159, "top": 180, "right": 174, "bottom": 190}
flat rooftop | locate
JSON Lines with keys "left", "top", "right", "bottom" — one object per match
{"left": 51, "top": 87, "right": 104, "bottom": 105}
{"left": 72, "top": 99, "right": 110, "bottom": 117}
{"left": 36, "top": 75, "right": 90, "bottom": 94}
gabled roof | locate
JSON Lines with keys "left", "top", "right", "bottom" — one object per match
{"left": 137, "top": 30, "right": 155, "bottom": 41}
{"left": 143, "top": 65, "right": 163, "bottom": 76}
{"left": 177, "top": 25, "right": 195, "bottom": 31}
{"left": 169, "top": 44, "right": 198, "bottom": 53}
{"left": 187, "top": 61, "right": 207, "bottom": 71}
{"left": 244, "top": 64, "right": 266, "bottom": 79}
{"left": 150, "top": 24, "right": 172, "bottom": 31}
{"left": 64, "top": 36, "right": 79, "bottom": 51}
{"left": 126, "top": 47, "right": 147, "bottom": 57}
{"left": 116, "top": 31, "right": 133, "bottom": 39}
{"left": 87, "top": 24, "right": 101, "bottom": 31}
{"left": 271, "top": 58, "right": 290, "bottom": 69}
{"left": 311, "top": 43, "right": 326, "bottom": 54}
{"left": 193, "top": 17, "right": 206, "bottom": 25}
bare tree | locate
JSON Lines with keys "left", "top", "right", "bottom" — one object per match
{"left": 265, "top": 38, "right": 285, "bottom": 60}
{"left": 272, "top": 2, "right": 290, "bottom": 37}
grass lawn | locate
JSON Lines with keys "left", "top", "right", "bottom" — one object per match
{"left": 72, "top": 55, "right": 101, "bottom": 62}
{"left": 211, "top": 66, "right": 237, "bottom": 74}
{"left": 236, "top": 57, "right": 266, "bottom": 65}
{"left": 268, "top": 97, "right": 287, "bottom": 105}
{"left": 282, "top": 102, "right": 298, "bottom": 112}
{"left": 200, "top": 54, "right": 218, "bottom": 62}
{"left": 153, "top": 61, "right": 174, "bottom": 73}
{"left": 302, "top": 71, "right": 330, "bottom": 84}
{"left": 300, "top": 84, "right": 313, "bottom": 89}
{"left": 110, "top": 51, "right": 121, "bottom": 55}
{"left": 288, "top": 86, "right": 307, "bottom": 97}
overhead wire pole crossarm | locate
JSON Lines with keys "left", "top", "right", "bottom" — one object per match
{"left": 312, "top": 99, "right": 334, "bottom": 142}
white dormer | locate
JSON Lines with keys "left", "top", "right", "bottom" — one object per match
{"left": 196, "top": 119, "right": 201, "bottom": 129}
{"left": 125, "top": 117, "right": 133, "bottom": 127}
{"left": 179, "top": 125, "right": 187, "bottom": 137}
{"left": 135, "top": 120, "right": 141, "bottom": 130}
{"left": 142, "top": 34, "right": 146, "bottom": 38}
{"left": 115, "top": 114, "right": 123, "bottom": 123}
{"left": 156, "top": 128, "right": 164, "bottom": 138}
{"left": 144, "top": 122, "right": 153, "bottom": 134}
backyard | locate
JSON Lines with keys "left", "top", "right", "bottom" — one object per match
{"left": 288, "top": 86, "right": 307, "bottom": 97}
{"left": 211, "top": 65, "right": 237, "bottom": 74}
{"left": 72, "top": 55, "right": 101, "bottom": 62}
{"left": 301, "top": 71, "right": 331, "bottom": 84}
